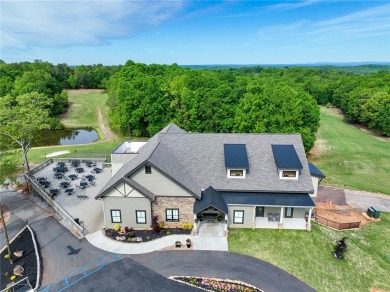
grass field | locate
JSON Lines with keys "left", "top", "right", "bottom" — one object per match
{"left": 62, "top": 89, "right": 109, "bottom": 139}
{"left": 309, "top": 107, "right": 390, "bottom": 195}
{"left": 228, "top": 213, "right": 390, "bottom": 292}
{"left": 27, "top": 89, "right": 125, "bottom": 165}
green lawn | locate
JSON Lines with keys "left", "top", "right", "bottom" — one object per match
{"left": 228, "top": 213, "right": 390, "bottom": 292}
{"left": 309, "top": 107, "right": 390, "bottom": 194}
{"left": 62, "top": 89, "right": 109, "bottom": 139}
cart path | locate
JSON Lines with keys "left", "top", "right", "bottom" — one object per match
{"left": 98, "top": 108, "right": 115, "bottom": 141}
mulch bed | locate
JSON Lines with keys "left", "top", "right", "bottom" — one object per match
{"left": 0, "top": 228, "right": 38, "bottom": 290}
{"left": 105, "top": 228, "right": 192, "bottom": 243}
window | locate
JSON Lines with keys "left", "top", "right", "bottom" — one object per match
{"left": 111, "top": 210, "right": 121, "bottom": 223}
{"left": 145, "top": 164, "right": 152, "bottom": 174}
{"left": 233, "top": 210, "right": 244, "bottom": 224}
{"left": 285, "top": 207, "right": 294, "bottom": 218}
{"left": 282, "top": 171, "right": 297, "bottom": 178}
{"left": 166, "top": 209, "right": 179, "bottom": 222}
{"left": 230, "top": 170, "right": 244, "bottom": 177}
{"left": 136, "top": 210, "right": 146, "bottom": 224}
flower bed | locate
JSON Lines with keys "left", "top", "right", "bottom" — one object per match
{"left": 0, "top": 228, "right": 38, "bottom": 290}
{"left": 104, "top": 227, "right": 191, "bottom": 243}
{"left": 170, "top": 276, "right": 263, "bottom": 292}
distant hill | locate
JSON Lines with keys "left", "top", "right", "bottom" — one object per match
{"left": 181, "top": 63, "right": 390, "bottom": 74}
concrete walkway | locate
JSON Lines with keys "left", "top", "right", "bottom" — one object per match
{"left": 86, "top": 230, "right": 228, "bottom": 254}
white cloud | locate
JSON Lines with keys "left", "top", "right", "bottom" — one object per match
{"left": 0, "top": 0, "right": 183, "bottom": 50}
{"left": 268, "top": 0, "right": 323, "bottom": 11}
{"left": 258, "top": 4, "right": 390, "bottom": 42}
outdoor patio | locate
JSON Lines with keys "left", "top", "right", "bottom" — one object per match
{"left": 30, "top": 160, "right": 112, "bottom": 234}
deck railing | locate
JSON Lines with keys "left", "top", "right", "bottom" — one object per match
{"left": 316, "top": 214, "right": 360, "bottom": 230}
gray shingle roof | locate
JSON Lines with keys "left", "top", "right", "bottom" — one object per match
{"left": 221, "top": 192, "right": 315, "bottom": 207}
{"left": 160, "top": 123, "right": 187, "bottom": 134}
{"left": 193, "top": 186, "right": 228, "bottom": 214}
{"left": 96, "top": 124, "right": 315, "bottom": 199}
{"left": 308, "top": 163, "right": 326, "bottom": 178}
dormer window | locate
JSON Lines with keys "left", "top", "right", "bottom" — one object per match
{"left": 145, "top": 164, "right": 151, "bottom": 174}
{"left": 281, "top": 170, "right": 298, "bottom": 179}
{"left": 224, "top": 144, "right": 249, "bottom": 179}
{"left": 227, "top": 169, "right": 246, "bottom": 178}
{"left": 272, "top": 145, "right": 303, "bottom": 180}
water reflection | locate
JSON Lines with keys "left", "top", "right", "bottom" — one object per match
{"left": 33, "top": 128, "right": 99, "bottom": 146}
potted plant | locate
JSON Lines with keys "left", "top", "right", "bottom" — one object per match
{"left": 186, "top": 238, "right": 191, "bottom": 248}
{"left": 199, "top": 215, "right": 204, "bottom": 221}
{"left": 175, "top": 240, "right": 182, "bottom": 248}
{"left": 217, "top": 215, "right": 222, "bottom": 222}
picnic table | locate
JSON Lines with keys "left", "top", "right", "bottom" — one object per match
{"left": 40, "top": 181, "right": 51, "bottom": 188}
{"left": 59, "top": 181, "right": 70, "bottom": 188}
{"left": 56, "top": 162, "right": 66, "bottom": 167}
{"left": 68, "top": 174, "right": 78, "bottom": 180}
{"left": 53, "top": 173, "right": 64, "bottom": 179}
{"left": 65, "top": 188, "right": 74, "bottom": 196}
{"left": 36, "top": 177, "right": 47, "bottom": 183}
{"left": 50, "top": 188, "right": 60, "bottom": 195}
{"left": 91, "top": 168, "right": 102, "bottom": 174}
{"left": 85, "top": 161, "right": 96, "bottom": 168}
{"left": 75, "top": 167, "right": 84, "bottom": 173}
{"left": 53, "top": 166, "right": 68, "bottom": 173}
{"left": 78, "top": 182, "right": 88, "bottom": 189}
{"left": 70, "top": 160, "right": 80, "bottom": 167}
{"left": 84, "top": 175, "right": 95, "bottom": 181}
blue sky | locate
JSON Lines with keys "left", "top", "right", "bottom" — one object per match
{"left": 1, "top": 0, "right": 389, "bottom": 65}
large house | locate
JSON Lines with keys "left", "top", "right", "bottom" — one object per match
{"left": 96, "top": 124, "right": 325, "bottom": 232}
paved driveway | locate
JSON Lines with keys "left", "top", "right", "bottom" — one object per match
{"left": 317, "top": 186, "right": 390, "bottom": 213}
{"left": 130, "top": 251, "right": 315, "bottom": 292}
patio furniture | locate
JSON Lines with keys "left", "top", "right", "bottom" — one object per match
{"left": 75, "top": 167, "right": 84, "bottom": 173}
{"left": 274, "top": 213, "right": 280, "bottom": 222}
{"left": 56, "top": 162, "right": 65, "bottom": 167}
{"left": 53, "top": 173, "right": 64, "bottom": 179}
{"left": 59, "top": 181, "right": 70, "bottom": 188}
{"left": 37, "top": 177, "right": 47, "bottom": 183}
{"left": 88, "top": 181, "right": 96, "bottom": 186}
{"left": 49, "top": 188, "right": 60, "bottom": 196}
{"left": 85, "top": 175, "right": 95, "bottom": 181}
{"left": 70, "top": 160, "right": 80, "bottom": 167}
{"left": 77, "top": 194, "right": 88, "bottom": 199}
{"left": 65, "top": 188, "right": 74, "bottom": 196}
{"left": 85, "top": 161, "right": 96, "bottom": 168}
{"left": 91, "top": 167, "right": 102, "bottom": 174}
{"left": 268, "top": 213, "right": 274, "bottom": 222}
{"left": 40, "top": 181, "right": 51, "bottom": 188}
{"left": 53, "top": 166, "right": 68, "bottom": 173}
{"left": 68, "top": 174, "right": 78, "bottom": 180}
{"left": 76, "top": 182, "right": 88, "bottom": 189}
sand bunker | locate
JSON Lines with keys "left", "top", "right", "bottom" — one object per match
{"left": 46, "top": 151, "right": 70, "bottom": 158}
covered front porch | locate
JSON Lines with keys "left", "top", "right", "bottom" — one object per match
{"left": 253, "top": 206, "right": 312, "bottom": 230}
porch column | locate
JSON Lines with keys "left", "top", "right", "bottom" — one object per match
{"left": 307, "top": 208, "right": 313, "bottom": 231}
{"left": 253, "top": 206, "right": 256, "bottom": 229}
{"left": 193, "top": 214, "right": 197, "bottom": 231}
{"left": 280, "top": 207, "right": 284, "bottom": 224}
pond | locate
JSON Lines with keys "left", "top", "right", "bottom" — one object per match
{"left": 33, "top": 128, "right": 99, "bottom": 146}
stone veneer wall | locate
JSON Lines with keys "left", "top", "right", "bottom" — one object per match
{"left": 152, "top": 197, "right": 195, "bottom": 228}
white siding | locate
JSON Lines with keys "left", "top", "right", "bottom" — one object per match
{"left": 311, "top": 176, "right": 319, "bottom": 197}
{"left": 227, "top": 205, "right": 254, "bottom": 228}
{"left": 111, "top": 154, "right": 137, "bottom": 175}
{"left": 103, "top": 197, "right": 151, "bottom": 228}
{"left": 131, "top": 166, "right": 193, "bottom": 197}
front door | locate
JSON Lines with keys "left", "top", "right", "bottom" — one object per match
{"left": 256, "top": 206, "right": 264, "bottom": 217}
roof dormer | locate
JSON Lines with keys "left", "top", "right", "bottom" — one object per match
{"left": 271, "top": 144, "right": 303, "bottom": 180}
{"left": 224, "top": 144, "right": 249, "bottom": 179}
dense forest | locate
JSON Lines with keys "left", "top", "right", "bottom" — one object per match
{"left": 1, "top": 60, "right": 389, "bottom": 152}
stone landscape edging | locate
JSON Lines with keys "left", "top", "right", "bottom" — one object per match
{"left": 26, "top": 225, "right": 41, "bottom": 291}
